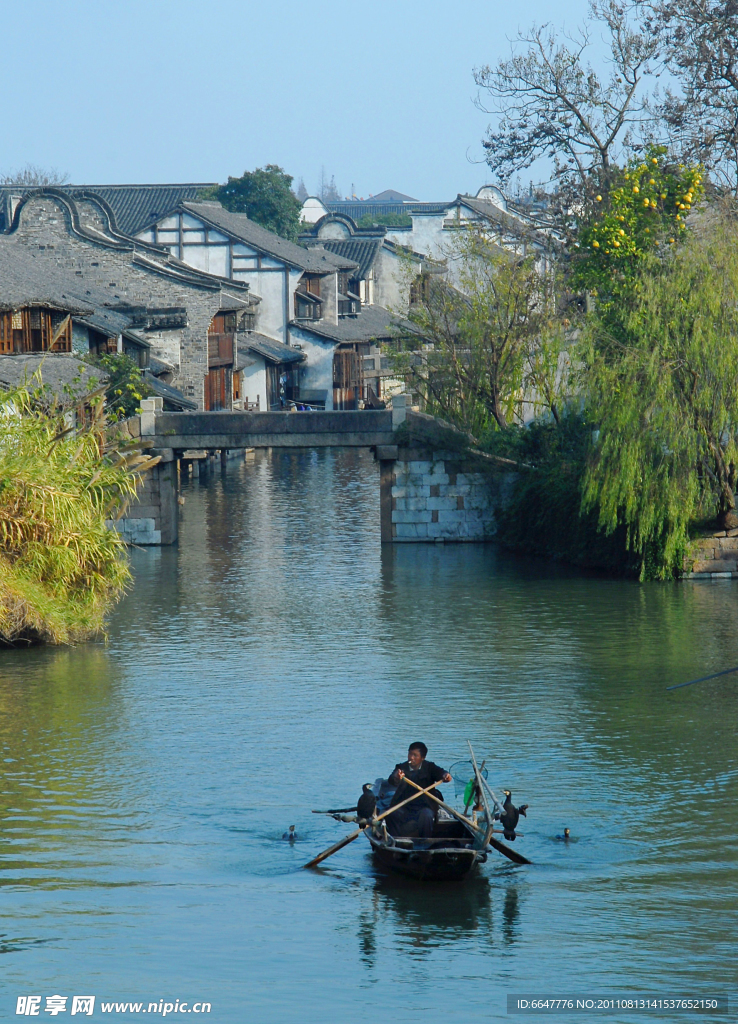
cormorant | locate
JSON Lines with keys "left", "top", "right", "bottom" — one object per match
{"left": 356, "top": 784, "right": 377, "bottom": 826}
{"left": 500, "top": 790, "right": 527, "bottom": 841}
{"left": 282, "top": 825, "right": 297, "bottom": 842}
{"left": 555, "top": 828, "right": 571, "bottom": 841}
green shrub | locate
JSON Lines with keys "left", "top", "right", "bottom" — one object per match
{"left": 0, "top": 384, "right": 155, "bottom": 644}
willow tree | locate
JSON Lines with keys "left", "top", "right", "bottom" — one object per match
{"left": 0, "top": 384, "right": 157, "bottom": 644}
{"left": 582, "top": 212, "right": 738, "bottom": 578}
{"left": 392, "top": 230, "right": 568, "bottom": 437}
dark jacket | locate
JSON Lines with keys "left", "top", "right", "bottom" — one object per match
{"left": 388, "top": 760, "right": 447, "bottom": 813}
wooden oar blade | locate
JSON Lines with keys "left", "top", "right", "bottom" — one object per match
{"left": 303, "top": 829, "right": 360, "bottom": 869}
{"left": 488, "top": 835, "right": 531, "bottom": 865}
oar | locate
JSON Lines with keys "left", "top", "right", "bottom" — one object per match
{"left": 474, "top": 775, "right": 533, "bottom": 865}
{"left": 399, "top": 776, "right": 487, "bottom": 836}
{"left": 303, "top": 780, "right": 441, "bottom": 869}
{"left": 667, "top": 664, "right": 738, "bottom": 691}
{"left": 311, "top": 807, "right": 356, "bottom": 814}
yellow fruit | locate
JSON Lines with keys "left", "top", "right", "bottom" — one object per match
{"left": 679, "top": 203, "right": 685, "bottom": 209}
{"left": 645, "top": 227, "right": 650, "bottom": 233}
{"left": 619, "top": 229, "right": 625, "bottom": 235}
{"left": 669, "top": 238, "right": 675, "bottom": 243}
{"left": 596, "top": 195, "right": 602, "bottom": 201}
{"left": 651, "top": 157, "right": 658, "bottom": 164}
{"left": 633, "top": 186, "right": 639, "bottom": 193}
{"left": 661, "top": 193, "right": 667, "bottom": 199}
{"left": 613, "top": 240, "right": 620, "bottom": 247}
{"left": 649, "top": 178, "right": 656, "bottom": 184}
{"left": 593, "top": 240, "right": 600, "bottom": 247}
{"left": 644, "top": 199, "right": 650, "bottom": 206}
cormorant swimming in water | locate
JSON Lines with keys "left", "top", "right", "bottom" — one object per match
{"left": 356, "top": 784, "right": 377, "bottom": 826}
{"left": 555, "top": 828, "right": 571, "bottom": 841}
{"left": 282, "top": 825, "right": 297, "bottom": 842}
{"left": 500, "top": 790, "right": 527, "bottom": 841}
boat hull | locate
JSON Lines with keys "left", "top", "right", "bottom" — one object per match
{"left": 365, "top": 813, "right": 485, "bottom": 881}
{"left": 368, "top": 837, "right": 483, "bottom": 881}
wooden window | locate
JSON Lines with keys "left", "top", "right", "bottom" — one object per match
{"left": 0, "top": 307, "right": 71, "bottom": 353}
{"left": 410, "top": 274, "right": 431, "bottom": 306}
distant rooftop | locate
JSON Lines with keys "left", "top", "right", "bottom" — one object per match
{"left": 364, "top": 189, "right": 418, "bottom": 203}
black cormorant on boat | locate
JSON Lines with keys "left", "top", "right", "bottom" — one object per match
{"left": 356, "top": 784, "right": 377, "bottom": 826}
{"left": 500, "top": 791, "right": 527, "bottom": 841}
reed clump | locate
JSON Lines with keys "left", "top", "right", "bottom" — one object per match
{"left": 0, "top": 383, "right": 155, "bottom": 645}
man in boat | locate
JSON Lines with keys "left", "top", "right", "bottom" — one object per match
{"left": 386, "top": 742, "right": 452, "bottom": 839}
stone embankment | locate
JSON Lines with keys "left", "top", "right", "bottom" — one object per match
{"left": 684, "top": 531, "right": 738, "bottom": 579}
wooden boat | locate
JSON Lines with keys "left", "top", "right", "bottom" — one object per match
{"left": 364, "top": 810, "right": 486, "bottom": 882}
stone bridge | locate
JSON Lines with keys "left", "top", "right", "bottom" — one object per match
{"left": 112, "top": 397, "right": 509, "bottom": 547}
{"left": 140, "top": 407, "right": 397, "bottom": 451}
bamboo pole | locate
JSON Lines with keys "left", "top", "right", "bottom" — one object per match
{"left": 468, "top": 741, "right": 495, "bottom": 847}
{"left": 303, "top": 780, "right": 441, "bottom": 869}
{"left": 401, "top": 775, "right": 532, "bottom": 866}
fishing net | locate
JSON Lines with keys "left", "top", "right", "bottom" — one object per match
{"left": 449, "top": 760, "right": 488, "bottom": 800}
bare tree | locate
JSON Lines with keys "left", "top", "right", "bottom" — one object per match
{"left": 643, "top": 0, "right": 738, "bottom": 194}
{"left": 0, "top": 163, "right": 70, "bottom": 186}
{"left": 474, "top": 1, "right": 659, "bottom": 201}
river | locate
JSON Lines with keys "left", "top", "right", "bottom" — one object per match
{"left": 1, "top": 448, "right": 736, "bottom": 1023}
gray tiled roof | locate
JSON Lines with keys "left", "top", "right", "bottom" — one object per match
{"left": 0, "top": 193, "right": 252, "bottom": 334}
{"left": 305, "top": 238, "right": 383, "bottom": 280}
{"left": 291, "top": 304, "right": 412, "bottom": 344}
{"left": 243, "top": 333, "right": 305, "bottom": 365}
{"left": 181, "top": 203, "right": 358, "bottom": 274}
{"left": 0, "top": 184, "right": 216, "bottom": 236}
{"left": 143, "top": 370, "right": 198, "bottom": 410}
{"left": 77, "top": 309, "right": 134, "bottom": 336}
{"left": 0, "top": 353, "right": 108, "bottom": 400}
{"left": 327, "top": 201, "right": 450, "bottom": 219}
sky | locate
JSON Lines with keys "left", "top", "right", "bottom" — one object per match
{"left": 1, "top": 0, "right": 592, "bottom": 202}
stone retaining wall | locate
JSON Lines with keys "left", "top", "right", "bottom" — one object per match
{"left": 684, "top": 531, "right": 738, "bottom": 579}
{"left": 378, "top": 446, "right": 515, "bottom": 543}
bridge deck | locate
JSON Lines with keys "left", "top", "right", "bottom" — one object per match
{"left": 146, "top": 410, "right": 395, "bottom": 450}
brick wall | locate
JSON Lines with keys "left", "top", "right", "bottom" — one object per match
{"left": 6, "top": 193, "right": 232, "bottom": 409}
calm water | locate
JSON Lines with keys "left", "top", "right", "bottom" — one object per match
{"left": 1, "top": 448, "right": 736, "bottom": 1023}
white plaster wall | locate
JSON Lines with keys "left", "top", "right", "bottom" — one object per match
{"left": 242, "top": 360, "right": 268, "bottom": 411}
{"left": 146, "top": 329, "right": 183, "bottom": 370}
{"left": 386, "top": 214, "right": 447, "bottom": 261}
{"left": 301, "top": 197, "right": 329, "bottom": 223}
{"left": 373, "top": 248, "right": 411, "bottom": 309}
{"left": 317, "top": 222, "right": 351, "bottom": 239}
{"left": 181, "top": 244, "right": 229, "bottom": 277}
{"left": 289, "top": 324, "right": 336, "bottom": 410}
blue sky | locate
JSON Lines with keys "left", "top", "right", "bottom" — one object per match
{"left": 2, "top": 0, "right": 591, "bottom": 200}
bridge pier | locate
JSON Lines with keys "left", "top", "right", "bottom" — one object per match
{"left": 107, "top": 447, "right": 179, "bottom": 545}
{"left": 376, "top": 444, "right": 514, "bottom": 543}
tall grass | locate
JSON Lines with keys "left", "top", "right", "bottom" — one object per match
{"left": 0, "top": 384, "right": 157, "bottom": 645}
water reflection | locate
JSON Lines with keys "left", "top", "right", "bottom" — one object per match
{"left": 0, "top": 448, "right": 735, "bottom": 1024}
